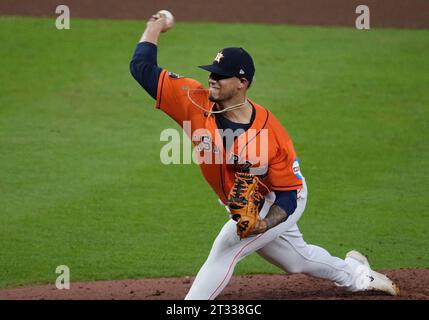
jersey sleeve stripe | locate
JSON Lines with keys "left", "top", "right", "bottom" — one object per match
{"left": 156, "top": 70, "right": 167, "bottom": 110}
{"left": 271, "top": 183, "right": 303, "bottom": 189}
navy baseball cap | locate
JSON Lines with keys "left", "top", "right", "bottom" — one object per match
{"left": 198, "top": 47, "right": 255, "bottom": 83}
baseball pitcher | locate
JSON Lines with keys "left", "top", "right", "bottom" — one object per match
{"left": 129, "top": 11, "right": 400, "bottom": 299}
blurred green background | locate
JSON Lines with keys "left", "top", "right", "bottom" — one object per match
{"left": 0, "top": 17, "right": 428, "bottom": 288}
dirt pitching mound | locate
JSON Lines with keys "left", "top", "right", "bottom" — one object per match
{"left": 0, "top": 268, "right": 427, "bottom": 300}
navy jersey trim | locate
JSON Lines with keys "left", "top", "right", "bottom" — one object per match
{"left": 157, "top": 71, "right": 167, "bottom": 110}
{"left": 271, "top": 183, "right": 303, "bottom": 189}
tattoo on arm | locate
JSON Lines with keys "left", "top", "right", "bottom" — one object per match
{"left": 263, "top": 204, "right": 288, "bottom": 230}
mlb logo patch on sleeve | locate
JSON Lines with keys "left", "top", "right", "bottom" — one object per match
{"left": 292, "top": 159, "right": 303, "bottom": 179}
{"left": 168, "top": 71, "right": 183, "bottom": 79}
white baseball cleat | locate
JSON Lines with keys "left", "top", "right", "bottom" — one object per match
{"left": 346, "top": 250, "right": 400, "bottom": 296}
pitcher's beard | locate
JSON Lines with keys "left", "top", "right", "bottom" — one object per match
{"left": 209, "top": 91, "right": 234, "bottom": 104}
{"left": 208, "top": 95, "right": 216, "bottom": 102}
{"left": 209, "top": 96, "right": 227, "bottom": 112}
{"left": 209, "top": 94, "right": 223, "bottom": 105}
{"left": 208, "top": 89, "right": 221, "bottom": 102}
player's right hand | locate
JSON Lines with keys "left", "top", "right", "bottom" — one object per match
{"left": 146, "top": 14, "right": 167, "bottom": 33}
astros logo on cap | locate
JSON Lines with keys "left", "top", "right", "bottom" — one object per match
{"left": 214, "top": 52, "right": 224, "bottom": 63}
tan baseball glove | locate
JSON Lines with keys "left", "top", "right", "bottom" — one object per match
{"left": 228, "top": 172, "right": 269, "bottom": 239}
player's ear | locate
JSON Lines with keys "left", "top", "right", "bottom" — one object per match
{"left": 238, "top": 77, "right": 249, "bottom": 89}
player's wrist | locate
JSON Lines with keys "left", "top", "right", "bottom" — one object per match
{"left": 140, "top": 27, "right": 162, "bottom": 44}
{"left": 147, "top": 22, "right": 164, "bottom": 33}
{"left": 263, "top": 205, "right": 288, "bottom": 231}
{"left": 260, "top": 219, "right": 269, "bottom": 232}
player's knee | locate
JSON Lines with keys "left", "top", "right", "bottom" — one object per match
{"left": 286, "top": 265, "right": 305, "bottom": 274}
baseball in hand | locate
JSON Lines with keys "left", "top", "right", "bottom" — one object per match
{"left": 157, "top": 10, "right": 175, "bottom": 32}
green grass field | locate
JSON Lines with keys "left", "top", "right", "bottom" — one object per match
{"left": 0, "top": 16, "right": 428, "bottom": 289}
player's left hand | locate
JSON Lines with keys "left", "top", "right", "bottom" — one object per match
{"left": 247, "top": 219, "right": 268, "bottom": 236}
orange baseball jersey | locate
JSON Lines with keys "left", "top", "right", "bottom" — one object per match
{"left": 156, "top": 69, "right": 303, "bottom": 204}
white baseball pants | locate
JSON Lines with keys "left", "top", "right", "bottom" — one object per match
{"left": 185, "top": 178, "right": 362, "bottom": 300}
